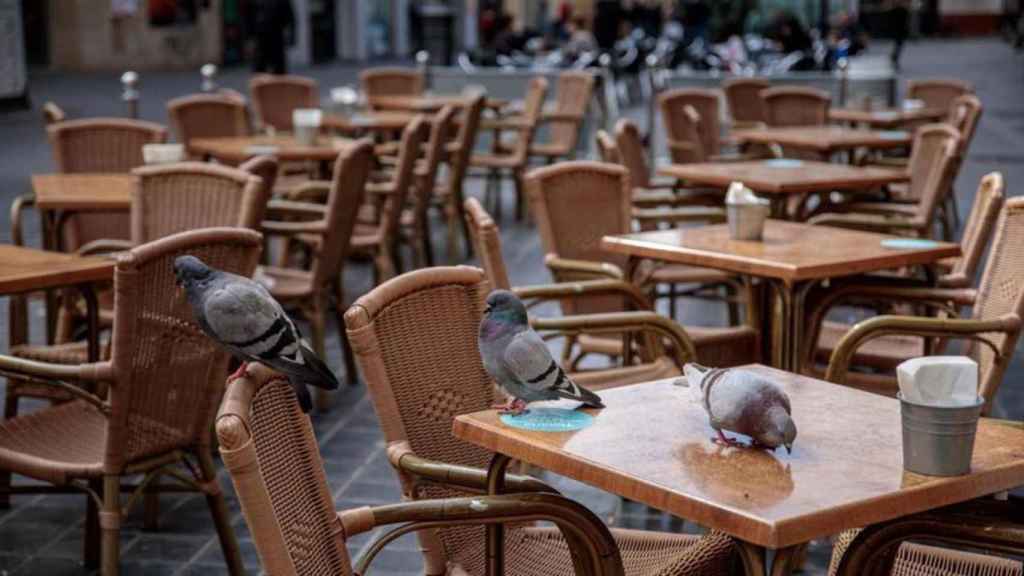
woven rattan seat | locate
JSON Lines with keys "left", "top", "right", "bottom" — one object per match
{"left": 0, "top": 400, "right": 107, "bottom": 484}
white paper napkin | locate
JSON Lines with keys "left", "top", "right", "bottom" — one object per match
{"left": 896, "top": 356, "right": 978, "bottom": 406}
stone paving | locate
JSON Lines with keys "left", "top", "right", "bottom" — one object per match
{"left": 0, "top": 37, "right": 1023, "bottom": 575}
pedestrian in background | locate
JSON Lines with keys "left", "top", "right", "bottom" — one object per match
{"left": 245, "top": 0, "right": 296, "bottom": 75}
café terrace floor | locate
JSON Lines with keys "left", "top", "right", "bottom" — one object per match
{"left": 1, "top": 38, "right": 1023, "bottom": 575}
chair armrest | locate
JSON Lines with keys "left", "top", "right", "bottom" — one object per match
{"left": 807, "top": 212, "right": 924, "bottom": 234}
{"left": 544, "top": 254, "right": 623, "bottom": 281}
{"left": 540, "top": 111, "right": 585, "bottom": 124}
{"left": 10, "top": 193, "right": 34, "bottom": 247}
{"left": 865, "top": 156, "right": 909, "bottom": 169}
{"left": 481, "top": 118, "right": 531, "bottom": 131}
{"left": 76, "top": 238, "right": 135, "bottom": 256}
{"left": 633, "top": 206, "right": 726, "bottom": 226}
{"left": 286, "top": 181, "right": 330, "bottom": 203}
{"left": 265, "top": 199, "right": 328, "bottom": 220}
{"left": 346, "top": 492, "right": 624, "bottom": 576}
{"left": 825, "top": 314, "right": 1021, "bottom": 386}
{"left": 261, "top": 220, "right": 329, "bottom": 236}
{"left": 386, "top": 442, "right": 555, "bottom": 495}
{"left": 532, "top": 311, "right": 699, "bottom": 368}
{"left": 367, "top": 181, "right": 398, "bottom": 195}
{"left": 513, "top": 279, "right": 653, "bottom": 311}
{"left": 0, "top": 355, "right": 112, "bottom": 413}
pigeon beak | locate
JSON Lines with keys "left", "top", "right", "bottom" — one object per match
{"left": 484, "top": 305, "right": 492, "bottom": 315}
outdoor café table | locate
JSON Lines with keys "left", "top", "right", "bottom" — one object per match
{"left": 31, "top": 173, "right": 135, "bottom": 253}
{"left": 601, "top": 221, "right": 959, "bottom": 370}
{"left": 367, "top": 94, "right": 508, "bottom": 113}
{"left": 187, "top": 135, "right": 354, "bottom": 166}
{"left": 0, "top": 245, "right": 115, "bottom": 362}
{"left": 657, "top": 159, "right": 909, "bottom": 218}
{"left": 731, "top": 126, "right": 912, "bottom": 159}
{"left": 829, "top": 106, "right": 947, "bottom": 129}
{"left": 452, "top": 364, "right": 1024, "bottom": 576}
{"left": 321, "top": 111, "right": 418, "bottom": 135}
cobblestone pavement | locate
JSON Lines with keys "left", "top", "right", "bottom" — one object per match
{"left": 1, "top": 38, "right": 1022, "bottom": 575}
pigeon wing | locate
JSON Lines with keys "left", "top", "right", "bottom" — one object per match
{"left": 502, "top": 329, "right": 604, "bottom": 407}
{"left": 202, "top": 280, "right": 302, "bottom": 365}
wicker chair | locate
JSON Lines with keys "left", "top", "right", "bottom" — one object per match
{"left": 238, "top": 154, "right": 278, "bottom": 210}
{"left": 257, "top": 139, "right": 374, "bottom": 411}
{"left": 527, "top": 71, "right": 595, "bottom": 163}
{"left": 807, "top": 172, "right": 1005, "bottom": 372}
{"left": 0, "top": 227, "right": 261, "bottom": 575}
{"left": 360, "top": 67, "right": 425, "bottom": 108}
{"left": 42, "top": 101, "right": 66, "bottom": 125}
{"left": 906, "top": 78, "right": 974, "bottom": 111}
{"left": 352, "top": 116, "right": 428, "bottom": 283}
{"left": 248, "top": 74, "right": 319, "bottom": 132}
{"left": 435, "top": 93, "right": 485, "bottom": 261}
{"left": 525, "top": 161, "right": 758, "bottom": 368}
{"left": 344, "top": 265, "right": 737, "bottom": 576}
{"left": 722, "top": 77, "right": 769, "bottom": 125}
{"left": 470, "top": 77, "right": 548, "bottom": 221}
{"left": 216, "top": 363, "right": 628, "bottom": 576}
{"left": 658, "top": 88, "right": 723, "bottom": 162}
{"left": 167, "top": 93, "right": 250, "bottom": 148}
{"left": 760, "top": 86, "right": 831, "bottom": 127}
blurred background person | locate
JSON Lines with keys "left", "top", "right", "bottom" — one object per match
{"left": 245, "top": 0, "right": 295, "bottom": 74}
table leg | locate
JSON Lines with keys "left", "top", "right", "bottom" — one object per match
{"left": 736, "top": 541, "right": 806, "bottom": 576}
{"left": 765, "top": 279, "right": 819, "bottom": 372}
{"left": 621, "top": 256, "right": 643, "bottom": 367}
{"left": 485, "top": 453, "right": 512, "bottom": 576}
{"left": 80, "top": 284, "right": 100, "bottom": 363}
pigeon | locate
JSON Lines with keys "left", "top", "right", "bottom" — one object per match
{"left": 173, "top": 255, "right": 339, "bottom": 412}
{"left": 684, "top": 363, "right": 797, "bottom": 453}
{"left": 478, "top": 290, "right": 604, "bottom": 415}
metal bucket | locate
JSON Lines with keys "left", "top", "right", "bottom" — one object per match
{"left": 726, "top": 203, "right": 770, "bottom": 241}
{"left": 899, "top": 393, "right": 984, "bottom": 476}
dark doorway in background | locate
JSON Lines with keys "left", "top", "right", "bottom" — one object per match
{"left": 310, "top": 0, "right": 335, "bottom": 63}
{"left": 22, "top": 0, "right": 47, "bottom": 67}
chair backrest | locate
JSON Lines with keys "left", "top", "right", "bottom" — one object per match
{"left": 345, "top": 265, "right": 495, "bottom": 574}
{"left": 658, "top": 87, "right": 722, "bottom": 157}
{"left": 416, "top": 105, "right": 458, "bottom": 209}
{"left": 948, "top": 173, "right": 1004, "bottom": 286}
{"left": 360, "top": 67, "right": 425, "bottom": 105}
{"left": 42, "top": 101, "right": 66, "bottom": 125}
{"left": 167, "top": 93, "right": 250, "bottom": 144}
{"left": 105, "top": 227, "right": 262, "bottom": 470}
{"left": 904, "top": 124, "right": 961, "bottom": 223}
{"left": 464, "top": 197, "right": 512, "bottom": 290}
{"left": 444, "top": 93, "right": 485, "bottom": 197}
{"left": 47, "top": 118, "right": 168, "bottom": 250}
{"left": 238, "top": 154, "right": 279, "bottom": 213}
{"left": 946, "top": 94, "right": 982, "bottom": 155}
{"left": 131, "top": 162, "right": 264, "bottom": 243}
{"left": 509, "top": 77, "right": 549, "bottom": 163}
{"left": 379, "top": 117, "right": 429, "bottom": 239}
{"left": 723, "top": 77, "right": 770, "bottom": 124}
{"left": 657, "top": 99, "right": 706, "bottom": 164}
{"left": 594, "top": 129, "right": 620, "bottom": 164}
{"left": 907, "top": 78, "right": 973, "bottom": 111}
{"left": 310, "top": 139, "right": 374, "bottom": 288}
{"left": 248, "top": 74, "right": 319, "bottom": 132}
{"left": 760, "top": 86, "right": 831, "bottom": 127}
{"left": 614, "top": 118, "right": 657, "bottom": 187}
{"left": 217, "top": 364, "right": 353, "bottom": 575}
{"left": 547, "top": 71, "right": 596, "bottom": 153}
{"left": 969, "top": 196, "right": 1024, "bottom": 410}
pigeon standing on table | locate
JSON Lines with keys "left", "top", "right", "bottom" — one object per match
{"left": 684, "top": 363, "right": 797, "bottom": 453}
{"left": 478, "top": 290, "right": 604, "bottom": 415}
{"left": 174, "top": 255, "right": 339, "bottom": 412}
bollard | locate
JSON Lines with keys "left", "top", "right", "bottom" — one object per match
{"left": 121, "top": 71, "right": 139, "bottom": 119}
{"left": 836, "top": 57, "right": 849, "bottom": 107}
{"left": 200, "top": 63, "right": 218, "bottom": 93}
{"left": 416, "top": 50, "right": 431, "bottom": 92}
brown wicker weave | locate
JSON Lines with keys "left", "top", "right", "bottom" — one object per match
{"left": 658, "top": 88, "right": 723, "bottom": 160}
{"left": 217, "top": 363, "right": 629, "bottom": 576}
{"left": 361, "top": 67, "right": 425, "bottom": 108}
{"left": 167, "top": 93, "right": 250, "bottom": 147}
{"left": 42, "top": 101, "right": 67, "bottom": 125}
{"left": 528, "top": 71, "right": 595, "bottom": 162}
{"left": 248, "top": 74, "right": 319, "bottom": 132}
{"left": 760, "top": 86, "right": 831, "bottom": 127}
{"left": 238, "top": 154, "right": 278, "bottom": 214}
{"left": 722, "top": 78, "right": 769, "bottom": 125}
{"left": 344, "top": 265, "right": 737, "bottom": 576}
{"left": 352, "top": 116, "right": 428, "bottom": 283}
{"left": 434, "top": 93, "right": 485, "bottom": 262}
{"left": 469, "top": 77, "right": 548, "bottom": 221}
{"left": 907, "top": 78, "right": 974, "bottom": 111}
{"left": 524, "top": 161, "right": 758, "bottom": 368}
{"left": 0, "top": 227, "right": 261, "bottom": 575}
{"left": 258, "top": 139, "right": 374, "bottom": 410}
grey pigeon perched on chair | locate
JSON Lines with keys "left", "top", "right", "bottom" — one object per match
{"left": 478, "top": 290, "right": 604, "bottom": 415}
{"left": 684, "top": 363, "right": 797, "bottom": 453}
{"left": 174, "top": 255, "right": 339, "bottom": 412}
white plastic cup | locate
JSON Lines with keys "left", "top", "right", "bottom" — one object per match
{"left": 292, "top": 108, "right": 323, "bottom": 146}
{"left": 142, "top": 143, "right": 185, "bottom": 165}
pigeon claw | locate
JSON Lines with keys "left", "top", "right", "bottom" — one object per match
{"left": 495, "top": 398, "right": 529, "bottom": 416}
{"left": 712, "top": 429, "right": 741, "bottom": 448}
{"left": 227, "top": 361, "right": 250, "bottom": 384}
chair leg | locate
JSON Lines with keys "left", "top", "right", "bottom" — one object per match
{"left": 84, "top": 479, "right": 101, "bottom": 569}
{"left": 309, "top": 301, "right": 332, "bottom": 412}
{"left": 726, "top": 283, "right": 741, "bottom": 326}
{"left": 0, "top": 393, "right": 17, "bottom": 508}
{"left": 143, "top": 477, "right": 160, "bottom": 531}
{"left": 334, "top": 282, "right": 359, "bottom": 386}
{"left": 100, "top": 475, "right": 121, "bottom": 576}
{"left": 513, "top": 170, "right": 526, "bottom": 221}
{"left": 420, "top": 214, "right": 435, "bottom": 267}
{"left": 198, "top": 450, "right": 245, "bottom": 576}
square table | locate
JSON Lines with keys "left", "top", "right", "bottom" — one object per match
{"left": 321, "top": 111, "right": 418, "bottom": 134}
{"left": 602, "top": 221, "right": 960, "bottom": 370}
{"left": 188, "top": 135, "right": 354, "bottom": 165}
{"left": 657, "top": 159, "right": 908, "bottom": 217}
{"left": 453, "top": 365, "right": 1024, "bottom": 576}
{"left": 32, "top": 174, "right": 135, "bottom": 213}
{"left": 0, "top": 245, "right": 115, "bottom": 361}
{"left": 829, "top": 106, "right": 947, "bottom": 129}
{"left": 732, "top": 126, "right": 912, "bottom": 158}
{"left": 367, "top": 94, "right": 508, "bottom": 113}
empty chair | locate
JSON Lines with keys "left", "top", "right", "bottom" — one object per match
{"left": 400, "top": 105, "right": 458, "bottom": 268}
{"left": 167, "top": 93, "right": 250, "bottom": 146}
{"left": 217, "top": 362, "right": 627, "bottom": 576}
{"left": 528, "top": 70, "right": 596, "bottom": 163}
{"left": 723, "top": 77, "right": 770, "bottom": 125}
{"left": 760, "top": 86, "right": 831, "bottom": 127}
{"left": 0, "top": 227, "right": 261, "bottom": 575}
{"left": 434, "top": 93, "right": 485, "bottom": 261}
{"left": 907, "top": 78, "right": 974, "bottom": 111}
{"left": 360, "top": 67, "right": 424, "bottom": 108}
{"left": 658, "top": 87, "right": 723, "bottom": 161}
{"left": 345, "top": 266, "right": 737, "bottom": 576}
{"left": 248, "top": 74, "right": 319, "bottom": 132}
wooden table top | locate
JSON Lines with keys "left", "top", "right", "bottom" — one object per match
{"left": 368, "top": 94, "right": 508, "bottom": 112}
{"left": 601, "top": 220, "right": 959, "bottom": 283}
{"left": 657, "top": 160, "right": 909, "bottom": 195}
{"left": 0, "top": 245, "right": 115, "bottom": 294}
{"left": 32, "top": 174, "right": 135, "bottom": 211}
{"left": 453, "top": 365, "right": 1024, "bottom": 549}
{"left": 321, "top": 111, "right": 418, "bottom": 133}
{"left": 829, "top": 106, "right": 946, "bottom": 128}
{"left": 733, "top": 126, "right": 913, "bottom": 152}
{"left": 188, "top": 135, "right": 353, "bottom": 164}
